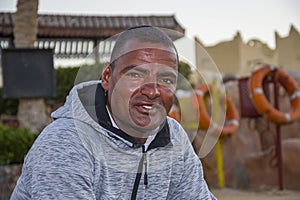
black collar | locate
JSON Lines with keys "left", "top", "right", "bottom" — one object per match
{"left": 78, "top": 83, "right": 171, "bottom": 150}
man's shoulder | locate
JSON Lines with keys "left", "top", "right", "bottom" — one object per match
{"left": 167, "top": 117, "right": 191, "bottom": 147}
{"left": 167, "top": 117, "right": 186, "bottom": 137}
{"left": 32, "top": 118, "right": 83, "bottom": 151}
{"left": 25, "top": 118, "right": 95, "bottom": 165}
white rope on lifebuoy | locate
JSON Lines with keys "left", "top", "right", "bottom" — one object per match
{"left": 254, "top": 88, "right": 263, "bottom": 94}
{"left": 290, "top": 91, "right": 300, "bottom": 100}
{"left": 226, "top": 119, "right": 239, "bottom": 126}
{"left": 195, "top": 89, "right": 204, "bottom": 97}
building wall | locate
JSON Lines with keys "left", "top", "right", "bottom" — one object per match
{"left": 205, "top": 32, "right": 241, "bottom": 75}
{"left": 239, "top": 39, "right": 276, "bottom": 76}
{"left": 195, "top": 25, "right": 300, "bottom": 78}
{"left": 276, "top": 25, "right": 300, "bottom": 71}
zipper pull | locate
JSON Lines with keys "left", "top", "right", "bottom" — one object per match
{"left": 142, "top": 145, "right": 148, "bottom": 186}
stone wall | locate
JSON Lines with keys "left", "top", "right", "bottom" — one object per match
{"left": 0, "top": 164, "right": 22, "bottom": 200}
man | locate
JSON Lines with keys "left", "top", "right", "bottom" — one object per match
{"left": 11, "top": 26, "right": 216, "bottom": 199}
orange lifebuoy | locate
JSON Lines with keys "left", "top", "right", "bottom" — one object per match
{"left": 168, "top": 109, "right": 181, "bottom": 123}
{"left": 195, "top": 84, "right": 239, "bottom": 137}
{"left": 168, "top": 97, "right": 181, "bottom": 123}
{"left": 248, "top": 64, "right": 300, "bottom": 124}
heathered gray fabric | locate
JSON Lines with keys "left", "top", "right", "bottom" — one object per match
{"left": 11, "top": 81, "right": 217, "bottom": 200}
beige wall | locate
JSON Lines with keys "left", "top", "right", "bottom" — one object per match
{"left": 276, "top": 26, "right": 300, "bottom": 71}
{"left": 204, "top": 32, "right": 241, "bottom": 75}
{"left": 195, "top": 25, "right": 300, "bottom": 78}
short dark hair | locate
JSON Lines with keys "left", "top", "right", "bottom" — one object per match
{"left": 110, "top": 25, "right": 178, "bottom": 65}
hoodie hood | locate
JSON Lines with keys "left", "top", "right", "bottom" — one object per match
{"left": 51, "top": 80, "right": 100, "bottom": 125}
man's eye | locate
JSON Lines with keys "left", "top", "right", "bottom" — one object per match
{"left": 159, "top": 77, "right": 176, "bottom": 85}
{"left": 162, "top": 78, "right": 174, "bottom": 84}
{"left": 126, "top": 72, "right": 143, "bottom": 79}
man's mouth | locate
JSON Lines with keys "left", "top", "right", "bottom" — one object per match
{"left": 133, "top": 101, "right": 161, "bottom": 115}
{"left": 129, "top": 100, "right": 167, "bottom": 127}
{"left": 136, "top": 104, "right": 156, "bottom": 114}
{"left": 142, "top": 105, "right": 152, "bottom": 110}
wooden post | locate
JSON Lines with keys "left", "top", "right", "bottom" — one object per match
{"left": 273, "top": 69, "right": 284, "bottom": 190}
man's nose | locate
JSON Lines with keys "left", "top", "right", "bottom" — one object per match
{"left": 140, "top": 81, "right": 160, "bottom": 99}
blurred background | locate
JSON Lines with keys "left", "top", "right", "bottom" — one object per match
{"left": 0, "top": 0, "right": 300, "bottom": 199}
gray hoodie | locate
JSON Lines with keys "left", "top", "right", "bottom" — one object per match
{"left": 11, "top": 81, "right": 217, "bottom": 200}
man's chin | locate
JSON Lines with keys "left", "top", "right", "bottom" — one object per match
{"left": 132, "top": 117, "right": 164, "bottom": 130}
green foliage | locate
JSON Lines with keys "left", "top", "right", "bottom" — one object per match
{"left": 177, "top": 61, "right": 193, "bottom": 90}
{"left": 51, "top": 67, "right": 79, "bottom": 103}
{"left": 0, "top": 124, "right": 39, "bottom": 165}
{"left": 47, "top": 62, "right": 104, "bottom": 107}
{"left": 0, "top": 88, "right": 19, "bottom": 115}
{"left": 74, "top": 63, "right": 104, "bottom": 84}
{"left": 178, "top": 61, "right": 192, "bottom": 79}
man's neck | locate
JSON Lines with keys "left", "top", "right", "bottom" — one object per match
{"left": 105, "top": 105, "right": 159, "bottom": 146}
{"left": 134, "top": 137, "right": 147, "bottom": 144}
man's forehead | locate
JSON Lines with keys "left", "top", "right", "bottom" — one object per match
{"left": 115, "top": 39, "right": 177, "bottom": 60}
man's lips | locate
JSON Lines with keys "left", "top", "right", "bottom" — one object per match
{"left": 133, "top": 101, "right": 161, "bottom": 114}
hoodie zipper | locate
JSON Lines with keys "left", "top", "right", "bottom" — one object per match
{"left": 143, "top": 151, "right": 148, "bottom": 185}
{"left": 131, "top": 145, "right": 148, "bottom": 200}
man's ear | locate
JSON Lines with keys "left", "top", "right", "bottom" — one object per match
{"left": 101, "top": 64, "right": 112, "bottom": 91}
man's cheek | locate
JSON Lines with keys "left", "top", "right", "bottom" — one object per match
{"left": 118, "top": 79, "right": 141, "bottom": 93}
{"left": 162, "top": 94, "right": 176, "bottom": 111}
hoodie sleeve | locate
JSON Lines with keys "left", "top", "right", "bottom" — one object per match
{"left": 11, "top": 119, "right": 96, "bottom": 200}
{"left": 173, "top": 144, "right": 217, "bottom": 199}
{"left": 167, "top": 120, "right": 217, "bottom": 200}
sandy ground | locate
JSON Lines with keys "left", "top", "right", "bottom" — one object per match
{"left": 211, "top": 188, "right": 300, "bottom": 200}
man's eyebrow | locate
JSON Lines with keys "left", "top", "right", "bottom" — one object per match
{"left": 119, "top": 65, "right": 177, "bottom": 79}
{"left": 120, "top": 65, "right": 149, "bottom": 74}
{"left": 157, "top": 71, "right": 177, "bottom": 79}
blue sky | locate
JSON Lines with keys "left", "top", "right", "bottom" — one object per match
{"left": 1, "top": 0, "right": 299, "bottom": 49}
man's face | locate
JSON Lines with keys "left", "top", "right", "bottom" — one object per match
{"left": 102, "top": 39, "right": 178, "bottom": 137}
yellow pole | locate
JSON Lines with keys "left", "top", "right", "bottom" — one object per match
{"left": 211, "top": 79, "right": 225, "bottom": 188}
{"left": 216, "top": 140, "right": 225, "bottom": 188}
